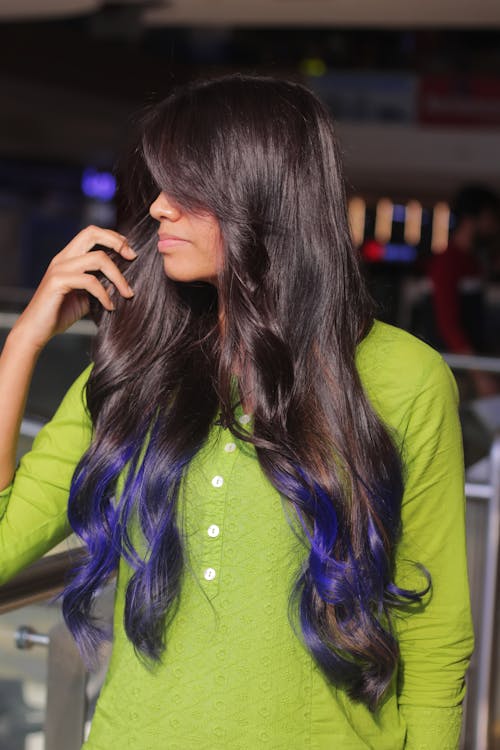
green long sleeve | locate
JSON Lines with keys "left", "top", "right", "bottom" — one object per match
{"left": 390, "top": 354, "right": 474, "bottom": 748}
{"left": 0, "top": 363, "right": 93, "bottom": 585}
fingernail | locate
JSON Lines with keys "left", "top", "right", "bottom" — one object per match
{"left": 126, "top": 285, "right": 134, "bottom": 296}
{"left": 127, "top": 246, "right": 138, "bottom": 258}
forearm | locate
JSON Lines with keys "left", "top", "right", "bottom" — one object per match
{"left": 0, "top": 327, "right": 42, "bottom": 490}
{"left": 394, "top": 354, "right": 474, "bottom": 748}
{"left": 400, "top": 704, "right": 464, "bottom": 749}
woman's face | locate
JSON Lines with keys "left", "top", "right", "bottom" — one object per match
{"left": 149, "top": 191, "right": 223, "bottom": 286}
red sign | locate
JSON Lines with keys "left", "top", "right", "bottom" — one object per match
{"left": 418, "top": 75, "right": 500, "bottom": 127}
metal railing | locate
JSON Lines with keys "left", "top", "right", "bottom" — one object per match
{"left": 0, "top": 311, "right": 96, "bottom": 338}
{"left": 3, "top": 580, "right": 115, "bottom": 750}
{"left": 463, "top": 438, "right": 500, "bottom": 749}
{"left": 441, "top": 351, "right": 500, "bottom": 750}
{"left": 0, "top": 548, "right": 86, "bottom": 615}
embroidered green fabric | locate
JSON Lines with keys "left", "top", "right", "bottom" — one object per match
{"left": 0, "top": 319, "right": 474, "bottom": 749}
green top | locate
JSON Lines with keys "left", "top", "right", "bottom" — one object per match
{"left": 0, "top": 319, "right": 474, "bottom": 749}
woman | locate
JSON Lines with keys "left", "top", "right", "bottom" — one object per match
{"left": 0, "top": 74, "right": 474, "bottom": 749}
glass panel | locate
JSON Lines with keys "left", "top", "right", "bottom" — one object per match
{"left": 0, "top": 597, "right": 63, "bottom": 750}
{"left": 0, "top": 327, "right": 99, "bottom": 749}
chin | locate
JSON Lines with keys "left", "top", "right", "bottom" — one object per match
{"left": 161, "top": 259, "right": 213, "bottom": 285}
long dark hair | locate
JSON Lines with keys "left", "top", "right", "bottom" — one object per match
{"left": 58, "top": 73, "right": 429, "bottom": 711}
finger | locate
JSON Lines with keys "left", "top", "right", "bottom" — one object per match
{"left": 62, "top": 272, "right": 116, "bottom": 311}
{"left": 60, "top": 251, "right": 134, "bottom": 298}
{"left": 63, "top": 225, "right": 137, "bottom": 260}
{"left": 114, "top": 233, "right": 138, "bottom": 260}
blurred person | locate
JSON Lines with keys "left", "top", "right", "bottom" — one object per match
{"left": 0, "top": 74, "right": 473, "bottom": 749}
{"left": 428, "top": 183, "right": 500, "bottom": 397}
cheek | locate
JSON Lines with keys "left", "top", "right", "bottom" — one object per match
{"left": 212, "top": 235, "right": 224, "bottom": 267}
{"left": 210, "top": 226, "right": 224, "bottom": 264}
{"left": 190, "top": 233, "right": 219, "bottom": 266}
{"left": 197, "top": 222, "right": 223, "bottom": 266}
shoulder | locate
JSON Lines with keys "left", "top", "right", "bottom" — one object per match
{"left": 54, "top": 361, "right": 94, "bottom": 418}
{"left": 356, "top": 319, "right": 445, "bottom": 382}
{"left": 76, "top": 361, "right": 94, "bottom": 385}
{"left": 355, "top": 319, "right": 457, "bottom": 430}
{"left": 68, "top": 361, "right": 94, "bottom": 398}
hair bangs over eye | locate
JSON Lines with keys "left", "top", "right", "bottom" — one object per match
{"left": 139, "top": 92, "right": 226, "bottom": 221}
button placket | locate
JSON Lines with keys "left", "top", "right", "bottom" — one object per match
{"left": 200, "top": 427, "right": 241, "bottom": 601}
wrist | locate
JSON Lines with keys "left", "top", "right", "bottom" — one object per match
{"left": 5, "top": 324, "right": 46, "bottom": 359}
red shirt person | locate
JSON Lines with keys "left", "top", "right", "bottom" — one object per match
{"left": 429, "top": 236, "right": 483, "bottom": 354}
{"left": 428, "top": 184, "right": 500, "bottom": 396}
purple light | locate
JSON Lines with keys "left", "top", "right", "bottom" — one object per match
{"left": 81, "top": 168, "right": 116, "bottom": 201}
{"left": 392, "top": 204, "right": 406, "bottom": 223}
{"left": 384, "top": 243, "right": 417, "bottom": 263}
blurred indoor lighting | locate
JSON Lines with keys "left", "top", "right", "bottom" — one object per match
{"left": 374, "top": 198, "right": 393, "bottom": 244}
{"left": 348, "top": 196, "right": 366, "bottom": 247}
{"left": 81, "top": 168, "right": 116, "bottom": 202}
{"left": 431, "top": 201, "right": 450, "bottom": 253}
{"left": 300, "top": 58, "right": 327, "bottom": 77}
{"left": 404, "top": 200, "right": 422, "bottom": 245}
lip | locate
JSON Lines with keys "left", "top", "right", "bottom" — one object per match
{"left": 157, "top": 235, "right": 190, "bottom": 251}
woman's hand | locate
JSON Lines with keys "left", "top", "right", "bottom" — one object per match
{"left": 10, "top": 225, "right": 137, "bottom": 352}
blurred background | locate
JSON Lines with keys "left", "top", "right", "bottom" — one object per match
{"left": 0, "top": 1, "right": 500, "bottom": 749}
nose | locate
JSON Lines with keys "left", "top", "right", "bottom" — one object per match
{"left": 149, "top": 192, "right": 182, "bottom": 222}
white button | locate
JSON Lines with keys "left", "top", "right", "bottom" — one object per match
{"left": 238, "top": 413, "right": 251, "bottom": 424}
{"left": 208, "top": 524, "right": 220, "bottom": 537}
{"left": 211, "top": 475, "right": 224, "bottom": 488}
{"left": 224, "top": 442, "right": 236, "bottom": 452}
{"left": 204, "top": 567, "right": 216, "bottom": 580}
